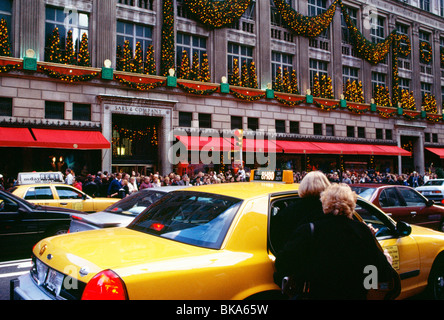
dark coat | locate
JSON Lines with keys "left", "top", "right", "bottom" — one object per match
{"left": 270, "top": 196, "right": 324, "bottom": 253}
{"left": 274, "top": 215, "right": 396, "bottom": 300}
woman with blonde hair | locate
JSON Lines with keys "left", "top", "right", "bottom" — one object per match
{"left": 271, "top": 171, "right": 330, "bottom": 252}
{"left": 275, "top": 183, "right": 398, "bottom": 299}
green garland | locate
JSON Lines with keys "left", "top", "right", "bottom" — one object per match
{"left": 183, "top": 0, "right": 251, "bottom": 28}
{"left": 160, "top": 0, "right": 175, "bottom": 76}
{"left": 177, "top": 81, "right": 218, "bottom": 95}
{"left": 0, "top": 63, "right": 21, "bottom": 73}
{"left": 420, "top": 41, "right": 432, "bottom": 64}
{"left": 115, "top": 75, "right": 166, "bottom": 91}
{"left": 40, "top": 66, "right": 98, "bottom": 82}
{"left": 230, "top": 88, "right": 265, "bottom": 101}
{"left": 273, "top": 0, "right": 338, "bottom": 38}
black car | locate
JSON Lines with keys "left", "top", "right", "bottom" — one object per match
{"left": 0, "top": 190, "right": 81, "bottom": 260}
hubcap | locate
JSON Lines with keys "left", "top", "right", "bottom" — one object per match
{"left": 435, "top": 276, "right": 444, "bottom": 299}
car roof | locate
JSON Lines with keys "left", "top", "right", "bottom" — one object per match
{"left": 175, "top": 182, "right": 300, "bottom": 200}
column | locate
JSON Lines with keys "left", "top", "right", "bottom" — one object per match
{"left": 361, "top": 6, "right": 372, "bottom": 103}
{"left": 432, "top": 30, "right": 442, "bottom": 111}
{"left": 331, "top": 5, "right": 343, "bottom": 99}
{"left": 256, "top": 0, "right": 272, "bottom": 89}
{"left": 411, "top": 23, "right": 422, "bottom": 109}
{"left": 17, "top": 0, "right": 44, "bottom": 60}
{"left": 298, "top": 1, "right": 310, "bottom": 94}
{"left": 212, "top": 28, "right": 228, "bottom": 85}
{"left": 92, "top": 0, "right": 117, "bottom": 68}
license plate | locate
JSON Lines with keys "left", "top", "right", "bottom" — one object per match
{"left": 44, "top": 268, "right": 64, "bottom": 296}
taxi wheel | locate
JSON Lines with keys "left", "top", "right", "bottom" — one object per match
{"left": 428, "top": 258, "right": 444, "bottom": 300}
{"left": 46, "top": 225, "right": 69, "bottom": 237}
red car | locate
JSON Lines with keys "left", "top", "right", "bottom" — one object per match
{"left": 351, "top": 184, "right": 444, "bottom": 232}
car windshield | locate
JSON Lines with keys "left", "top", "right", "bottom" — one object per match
{"left": 350, "top": 186, "right": 376, "bottom": 200}
{"left": 423, "top": 180, "right": 444, "bottom": 186}
{"left": 128, "top": 191, "right": 242, "bottom": 249}
{"left": 105, "top": 190, "right": 167, "bottom": 216}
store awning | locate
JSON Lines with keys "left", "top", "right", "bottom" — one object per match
{"left": 0, "top": 127, "right": 37, "bottom": 147}
{"left": 276, "top": 140, "right": 411, "bottom": 156}
{"left": 176, "top": 135, "right": 233, "bottom": 152}
{"left": 30, "top": 129, "right": 110, "bottom": 150}
{"left": 426, "top": 147, "right": 444, "bottom": 158}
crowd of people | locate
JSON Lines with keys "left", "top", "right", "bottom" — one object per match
{"left": 0, "top": 166, "right": 437, "bottom": 195}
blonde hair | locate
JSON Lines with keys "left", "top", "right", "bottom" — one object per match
{"left": 320, "top": 183, "right": 357, "bottom": 218}
{"left": 298, "top": 171, "right": 331, "bottom": 198}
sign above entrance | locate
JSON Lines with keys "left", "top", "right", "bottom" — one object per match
{"left": 108, "top": 105, "right": 170, "bottom": 117}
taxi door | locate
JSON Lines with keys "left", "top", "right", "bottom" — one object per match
{"left": 53, "top": 186, "right": 91, "bottom": 212}
{"left": 356, "top": 200, "right": 421, "bottom": 299}
{"left": 23, "top": 186, "right": 59, "bottom": 208}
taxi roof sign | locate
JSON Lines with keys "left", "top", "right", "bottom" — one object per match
{"left": 250, "top": 169, "right": 294, "bottom": 184}
{"left": 17, "top": 172, "right": 64, "bottom": 185}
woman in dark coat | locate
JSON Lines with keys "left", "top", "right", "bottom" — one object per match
{"left": 274, "top": 183, "right": 398, "bottom": 300}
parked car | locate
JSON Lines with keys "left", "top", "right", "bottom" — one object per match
{"left": 351, "top": 184, "right": 444, "bottom": 232}
{"left": 10, "top": 183, "right": 119, "bottom": 213}
{"left": 68, "top": 186, "right": 190, "bottom": 233}
{"left": 10, "top": 178, "right": 444, "bottom": 300}
{"left": 416, "top": 179, "right": 444, "bottom": 205}
{"left": 0, "top": 190, "right": 81, "bottom": 259}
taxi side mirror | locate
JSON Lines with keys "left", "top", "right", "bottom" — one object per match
{"left": 396, "top": 221, "right": 412, "bottom": 237}
{"left": 426, "top": 199, "right": 434, "bottom": 207}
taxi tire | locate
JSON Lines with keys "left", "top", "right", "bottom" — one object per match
{"left": 46, "top": 224, "right": 69, "bottom": 237}
{"left": 427, "top": 256, "right": 444, "bottom": 300}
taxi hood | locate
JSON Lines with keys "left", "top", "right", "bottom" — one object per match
{"left": 33, "top": 227, "right": 213, "bottom": 283}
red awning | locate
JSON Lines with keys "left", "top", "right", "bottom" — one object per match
{"left": 426, "top": 147, "right": 444, "bottom": 158}
{"left": 176, "top": 135, "right": 233, "bottom": 152}
{"left": 276, "top": 140, "right": 411, "bottom": 156}
{"left": 30, "top": 129, "right": 110, "bottom": 150}
{"left": 0, "top": 127, "right": 37, "bottom": 147}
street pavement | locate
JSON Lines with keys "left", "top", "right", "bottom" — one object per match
{"left": 0, "top": 258, "right": 32, "bottom": 300}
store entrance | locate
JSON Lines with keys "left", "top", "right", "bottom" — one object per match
{"left": 112, "top": 114, "right": 161, "bottom": 175}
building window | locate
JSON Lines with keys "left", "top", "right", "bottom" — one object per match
{"left": 0, "top": 0, "right": 12, "bottom": 33}
{"left": 376, "top": 128, "right": 383, "bottom": 140}
{"left": 347, "top": 126, "right": 355, "bottom": 138}
{"left": 309, "top": 59, "right": 328, "bottom": 87}
{"left": 45, "top": 101, "right": 64, "bottom": 120}
{"left": 117, "top": 0, "right": 154, "bottom": 10}
{"left": 72, "top": 103, "right": 91, "bottom": 121}
{"left": 357, "top": 127, "right": 365, "bottom": 138}
{"left": 326, "top": 124, "right": 334, "bottom": 137}
{"left": 275, "top": 120, "right": 286, "bottom": 133}
{"left": 370, "top": 16, "right": 385, "bottom": 44}
{"left": 247, "top": 117, "right": 259, "bottom": 131}
{"left": 117, "top": 21, "right": 153, "bottom": 60}
{"left": 45, "top": 6, "right": 89, "bottom": 62}
{"left": 179, "top": 111, "right": 192, "bottom": 127}
{"left": 176, "top": 33, "right": 207, "bottom": 70}
{"left": 228, "top": 43, "right": 253, "bottom": 79}
{"left": 308, "top": 0, "right": 329, "bottom": 39}
{"left": 289, "top": 121, "right": 299, "bottom": 134}
{"left": 313, "top": 123, "right": 322, "bottom": 136}
{"left": 343, "top": 66, "right": 359, "bottom": 84}
{"left": 420, "top": 0, "right": 431, "bottom": 11}
{"left": 386, "top": 129, "right": 392, "bottom": 140}
{"left": 0, "top": 97, "right": 12, "bottom": 116}
{"left": 341, "top": 6, "right": 357, "bottom": 44}
{"left": 425, "top": 132, "right": 431, "bottom": 142}
{"left": 231, "top": 116, "right": 243, "bottom": 130}
{"left": 399, "top": 78, "right": 410, "bottom": 91}
{"left": 371, "top": 72, "right": 386, "bottom": 94}
{"left": 272, "top": 51, "right": 293, "bottom": 82}
{"left": 421, "top": 82, "right": 432, "bottom": 97}
{"left": 198, "top": 113, "right": 211, "bottom": 129}
{"left": 433, "top": 133, "right": 438, "bottom": 143}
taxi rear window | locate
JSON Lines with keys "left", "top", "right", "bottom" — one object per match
{"left": 128, "top": 191, "right": 242, "bottom": 249}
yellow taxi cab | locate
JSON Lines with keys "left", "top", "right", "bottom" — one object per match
{"left": 10, "top": 170, "right": 444, "bottom": 300}
{"left": 10, "top": 183, "right": 119, "bottom": 213}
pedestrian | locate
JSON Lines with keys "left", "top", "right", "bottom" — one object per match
{"left": 128, "top": 176, "right": 138, "bottom": 194}
{"left": 108, "top": 173, "right": 122, "bottom": 198}
{"left": 72, "top": 176, "right": 82, "bottom": 191}
{"left": 139, "top": 176, "right": 153, "bottom": 190}
{"left": 83, "top": 175, "right": 98, "bottom": 197}
{"left": 274, "top": 183, "right": 399, "bottom": 300}
{"left": 65, "top": 169, "right": 74, "bottom": 185}
{"left": 270, "top": 171, "right": 331, "bottom": 252}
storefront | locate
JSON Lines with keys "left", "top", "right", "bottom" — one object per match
{"left": 0, "top": 126, "right": 110, "bottom": 179}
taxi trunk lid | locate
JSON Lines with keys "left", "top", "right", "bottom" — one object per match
{"left": 33, "top": 227, "right": 212, "bottom": 283}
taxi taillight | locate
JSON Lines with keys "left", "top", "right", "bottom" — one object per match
{"left": 81, "top": 269, "right": 128, "bottom": 300}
